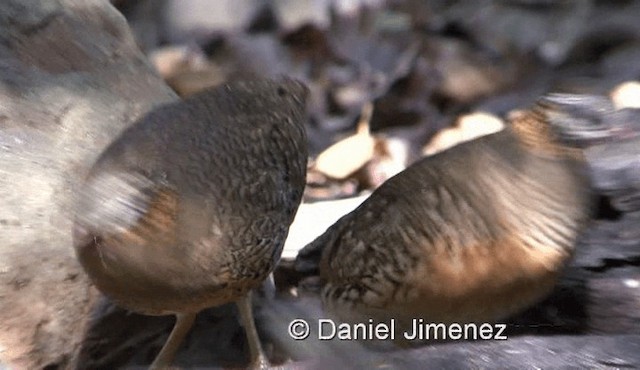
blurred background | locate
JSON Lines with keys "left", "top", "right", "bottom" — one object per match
{"left": 113, "top": 0, "right": 640, "bottom": 202}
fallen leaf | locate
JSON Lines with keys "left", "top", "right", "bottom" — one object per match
{"left": 282, "top": 193, "right": 371, "bottom": 260}
{"left": 611, "top": 81, "right": 640, "bottom": 109}
{"left": 423, "top": 112, "right": 504, "bottom": 156}
{"left": 314, "top": 103, "right": 376, "bottom": 179}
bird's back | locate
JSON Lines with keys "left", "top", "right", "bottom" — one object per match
{"left": 74, "top": 78, "right": 308, "bottom": 314}
{"left": 298, "top": 103, "right": 592, "bottom": 329}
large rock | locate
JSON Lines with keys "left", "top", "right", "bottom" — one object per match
{"left": 0, "top": 0, "right": 175, "bottom": 368}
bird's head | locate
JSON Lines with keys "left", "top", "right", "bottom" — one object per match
{"left": 538, "top": 93, "right": 640, "bottom": 148}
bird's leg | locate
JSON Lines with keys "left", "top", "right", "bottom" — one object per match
{"left": 260, "top": 272, "right": 276, "bottom": 300}
{"left": 150, "top": 312, "right": 197, "bottom": 369}
{"left": 237, "top": 292, "right": 270, "bottom": 370}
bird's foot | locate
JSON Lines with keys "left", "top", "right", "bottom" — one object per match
{"left": 248, "top": 352, "right": 271, "bottom": 370}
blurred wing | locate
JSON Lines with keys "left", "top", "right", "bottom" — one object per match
{"left": 75, "top": 170, "right": 177, "bottom": 246}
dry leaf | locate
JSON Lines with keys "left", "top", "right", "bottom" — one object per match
{"left": 166, "top": 66, "right": 227, "bottom": 97}
{"left": 360, "top": 136, "right": 409, "bottom": 188}
{"left": 423, "top": 112, "right": 504, "bottom": 156}
{"left": 611, "top": 81, "right": 640, "bottom": 109}
{"left": 314, "top": 103, "right": 376, "bottom": 179}
{"left": 148, "top": 45, "right": 209, "bottom": 79}
{"left": 282, "top": 193, "right": 371, "bottom": 260}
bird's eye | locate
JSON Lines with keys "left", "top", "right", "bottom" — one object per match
{"left": 277, "top": 86, "right": 287, "bottom": 97}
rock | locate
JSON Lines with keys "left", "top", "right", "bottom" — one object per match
{"left": 285, "top": 335, "right": 640, "bottom": 369}
{"left": 600, "top": 43, "right": 640, "bottom": 83}
{"left": 0, "top": 0, "right": 175, "bottom": 368}
{"left": 445, "top": 0, "right": 593, "bottom": 66}
{"left": 429, "top": 38, "right": 518, "bottom": 104}
{"left": 586, "top": 139, "right": 640, "bottom": 212}
{"left": 273, "top": 0, "right": 331, "bottom": 31}
{"left": 113, "top": 0, "right": 164, "bottom": 52}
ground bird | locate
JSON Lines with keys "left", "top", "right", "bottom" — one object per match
{"left": 73, "top": 77, "right": 308, "bottom": 368}
{"left": 296, "top": 96, "right": 594, "bottom": 340}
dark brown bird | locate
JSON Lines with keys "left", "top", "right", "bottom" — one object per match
{"left": 73, "top": 77, "right": 308, "bottom": 368}
{"left": 296, "top": 97, "right": 594, "bottom": 339}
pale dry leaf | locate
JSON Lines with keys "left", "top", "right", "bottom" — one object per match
{"left": 423, "top": 112, "right": 504, "bottom": 156}
{"left": 366, "top": 136, "right": 409, "bottom": 187}
{"left": 166, "top": 67, "right": 227, "bottom": 97}
{"left": 314, "top": 103, "right": 376, "bottom": 179}
{"left": 282, "top": 193, "right": 371, "bottom": 259}
{"left": 611, "top": 81, "right": 640, "bottom": 109}
{"left": 148, "top": 45, "right": 209, "bottom": 79}
{"left": 457, "top": 112, "right": 505, "bottom": 140}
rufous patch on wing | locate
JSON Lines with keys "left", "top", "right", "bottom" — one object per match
{"left": 117, "top": 186, "right": 179, "bottom": 248}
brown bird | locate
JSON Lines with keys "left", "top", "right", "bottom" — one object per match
{"left": 73, "top": 77, "right": 308, "bottom": 368}
{"left": 296, "top": 96, "right": 594, "bottom": 339}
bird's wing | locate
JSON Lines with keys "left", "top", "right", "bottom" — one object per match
{"left": 75, "top": 170, "right": 178, "bottom": 247}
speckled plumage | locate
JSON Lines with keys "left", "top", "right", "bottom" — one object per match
{"left": 73, "top": 77, "right": 308, "bottom": 367}
{"left": 296, "top": 100, "right": 593, "bottom": 336}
